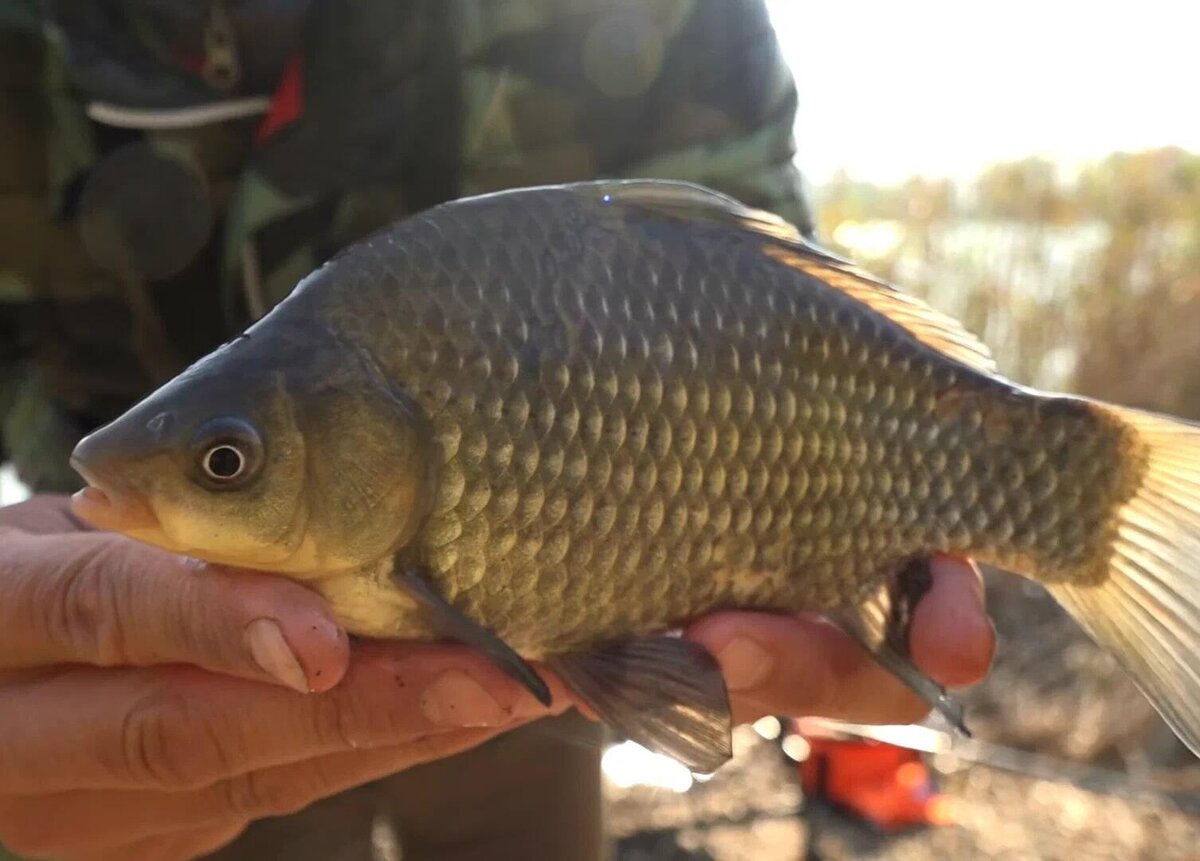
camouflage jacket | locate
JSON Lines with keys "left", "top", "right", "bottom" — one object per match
{"left": 1, "top": 0, "right": 812, "bottom": 495}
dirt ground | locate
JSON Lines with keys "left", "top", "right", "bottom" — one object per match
{"left": 603, "top": 569, "right": 1200, "bottom": 860}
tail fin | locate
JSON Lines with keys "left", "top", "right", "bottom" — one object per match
{"left": 1048, "top": 407, "right": 1200, "bottom": 757}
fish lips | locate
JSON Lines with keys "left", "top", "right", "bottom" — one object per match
{"left": 69, "top": 432, "right": 162, "bottom": 533}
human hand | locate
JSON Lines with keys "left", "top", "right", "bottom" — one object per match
{"left": 685, "top": 554, "right": 996, "bottom": 727}
{"left": 0, "top": 493, "right": 92, "bottom": 534}
{"left": 0, "top": 513, "right": 569, "bottom": 861}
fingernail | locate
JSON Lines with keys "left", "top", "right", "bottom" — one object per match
{"left": 245, "top": 618, "right": 309, "bottom": 693}
{"left": 420, "top": 670, "right": 507, "bottom": 727}
{"left": 717, "top": 637, "right": 774, "bottom": 692}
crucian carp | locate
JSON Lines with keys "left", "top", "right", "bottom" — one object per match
{"left": 69, "top": 180, "right": 1200, "bottom": 772}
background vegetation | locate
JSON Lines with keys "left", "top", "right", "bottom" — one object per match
{"left": 813, "top": 147, "right": 1200, "bottom": 418}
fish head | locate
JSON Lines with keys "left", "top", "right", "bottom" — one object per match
{"left": 69, "top": 325, "right": 436, "bottom": 577}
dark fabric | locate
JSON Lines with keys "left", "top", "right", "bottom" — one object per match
{"left": 39, "top": 0, "right": 310, "bottom": 105}
{"left": 206, "top": 714, "right": 607, "bottom": 861}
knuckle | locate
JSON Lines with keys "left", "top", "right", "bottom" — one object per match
{"left": 53, "top": 544, "right": 133, "bottom": 665}
{"left": 118, "top": 686, "right": 230, "bottom": 789}
{"left": 312, "top": 686, "right": 404, "bottom": 751}
{"left": 311, "top": 693, "right": 362, "bottom": 750}
{"left": 221, "top": 769, "right": 313, "bottom": 819}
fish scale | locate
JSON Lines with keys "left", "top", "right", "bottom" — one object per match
{"left": 70, "top": 179, "right": 1200, "bottom": 773}
{"left": 360, "top": 192, "right": 1114, "bottom": 656}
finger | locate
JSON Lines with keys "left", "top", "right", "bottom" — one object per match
{"left": 685, "top": 555, "right": 996, "bottom": 725}
{"left": 0, "top": 494, "right": 94, "bottom": 534}
{"left": 0, "top": 641, "right": 574, "bottom": 794}
{"left": 909, "top": 554, "right": 995, "bottom": 687}
{"left": 0, "top": 714, "right": 556, "bottom": 858}
{"left": 685, "top": 611, "right": 933, "bottom": 725}
{"left": 1, "top": 722, "right": 549, "bottom": 852}
{"left": 65, "top": 821, "right": 247, "bottom": 861}
{"left": 194, "top": 729, "right": 513, "bottom": 832}
{"left": 0, "top": 530, "right": 348, "bottom": 692}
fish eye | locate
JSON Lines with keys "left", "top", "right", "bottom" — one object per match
{"left": 203, "top": 444, "right": 246, "bottom": 480}
{"left": 190, "top": 418, "right": 263, "bottom": 489}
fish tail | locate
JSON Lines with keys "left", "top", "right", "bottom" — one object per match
{"left": 1046, "top": 405, "right": 1200, "bottom": 756}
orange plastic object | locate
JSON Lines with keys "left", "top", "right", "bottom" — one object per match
{"left": 796, "top": 732, "right": 957, "bottom": 831}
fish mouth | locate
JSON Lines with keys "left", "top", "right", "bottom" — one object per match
{"left": 68, "top": 455, "right": 161, "bottom": 534}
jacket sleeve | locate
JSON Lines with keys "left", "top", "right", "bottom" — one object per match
{"left": 455, "top": 0, "right": 815, "bottom": 236}
{"left": 0, "top": 12, "right": 45, "bottom": 469}
{"left": 600, "top": 0, "right": 814, "bottom": 235}
{"left": 0, "top": 8, "right": 86, "bottom": 493}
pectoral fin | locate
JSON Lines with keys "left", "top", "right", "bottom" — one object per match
{"left": 549, "top": 635, "right": 733, "bottom": 774}
{"left": 392, "top": 566, "right": 552, "bottom": 706}
{"left": 832, "top": 556, "right": 970, "bottom": 735}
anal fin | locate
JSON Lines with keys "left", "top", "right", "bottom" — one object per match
{"left": 833, "top": 557, "right": 970, "bottom": 735}
{"left": 549, "top": 635, "right": 733, "bottom": 774}
{"left": 392, "top": 566, "right": 552, "bottom": 706}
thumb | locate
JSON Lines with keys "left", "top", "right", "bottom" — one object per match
{"left": 0, "top": 530, "right": 349, "bottom": 692}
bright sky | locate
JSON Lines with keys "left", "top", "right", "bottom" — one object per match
{"left": 765, "top": 0, "right": 1200, "bottom": 184}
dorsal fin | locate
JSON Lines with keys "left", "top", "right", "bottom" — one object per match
{"left": 595, "top": 179, "right": 807, "bottom": 243}
{"left": 759, "top": 243, "right": 999, "bottom": 375}
{"left": 594, "top": 179, "right": 997, "bottom": 376}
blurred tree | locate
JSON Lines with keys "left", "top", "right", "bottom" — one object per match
{"left": 815, "top": 148, "right": 1200, "bottom": 419}
{"left": 1071, "top": 148, "right": 1200, "bottom": 419}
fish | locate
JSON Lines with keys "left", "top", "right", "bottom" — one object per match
{"left": 67, "top": 179, "right": 1200, "bottom": 773}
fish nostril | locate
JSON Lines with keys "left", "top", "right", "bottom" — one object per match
{"left": 146, "top": 412, "right": 174, "bottom": 441}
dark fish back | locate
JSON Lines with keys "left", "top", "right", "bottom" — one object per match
{"left": 307, "top": 184, "right": 1134, "bottom": 656}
